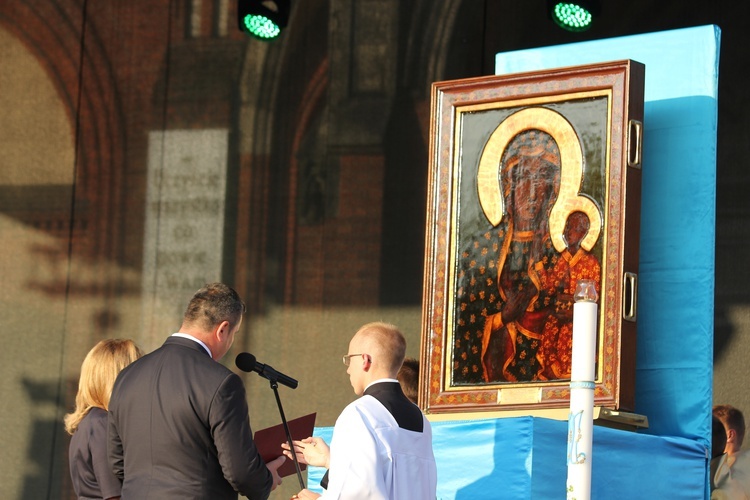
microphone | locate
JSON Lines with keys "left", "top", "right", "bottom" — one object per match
{"left": 235, "top": 352, "right": 299, "bottom": 389}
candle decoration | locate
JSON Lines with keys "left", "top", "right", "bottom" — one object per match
{"left": 566, "top": 279, "right": 598, "bottom": 500}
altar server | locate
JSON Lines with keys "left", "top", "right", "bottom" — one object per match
{"left": 285, "top": 322, "right": 437, "bottom": 499}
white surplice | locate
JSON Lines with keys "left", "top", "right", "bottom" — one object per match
{"left": 322, "top": 393, "right": 437, "bottom": 499}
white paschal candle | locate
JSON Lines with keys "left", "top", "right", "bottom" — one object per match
{"left": 566, "top": 279, "right": 598, "bottom": 500}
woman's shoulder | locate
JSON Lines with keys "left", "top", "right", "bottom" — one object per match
{"left": 71, "top": 407, "right": 108, "bottom": 437}
{"left": 84, "top": 407, "right": 108, "bottom": 427}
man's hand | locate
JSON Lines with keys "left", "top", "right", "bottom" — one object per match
{"left": 281, "top": 436, "right": 330, "bottom": 468}
{"left": 291, "top": 488, "right": 321, "bottom": 499}
{"left": 266, "top": 455, "right": 286, "bottom": 491}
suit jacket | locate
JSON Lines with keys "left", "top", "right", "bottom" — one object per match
{"left": 108, "top": 336, "right": 272, "bottom": 500}
{"left": 69, "top": 407, "right": 122, "bottom": 499}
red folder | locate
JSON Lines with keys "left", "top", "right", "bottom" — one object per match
{"left": 254, "top": 412, "right": 317, "bottom": 478}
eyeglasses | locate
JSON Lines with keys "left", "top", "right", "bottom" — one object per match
{"left": 342, "top": 353, "right": 365, "bottom": 366}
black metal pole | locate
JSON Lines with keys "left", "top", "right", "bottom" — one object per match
{"left": 270, "top": 379, "right": 305, "bottom": 490}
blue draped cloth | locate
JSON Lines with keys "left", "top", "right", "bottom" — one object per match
{"left": 309, "top": 417, "right": 707, "bottom": 499}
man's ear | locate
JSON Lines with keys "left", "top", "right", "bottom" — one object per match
{"left": 727, "top": 428, "right": 737, "bottom": 443}
{"left": 362, "top": 354, "right": 372, "bottom": 371}
{"left": 214, "top": 320, "right": 231, "bottom": 341}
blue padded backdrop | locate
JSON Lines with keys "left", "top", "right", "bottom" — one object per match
{"left": 494, "top": 24, "right": 720, "bottom": 445}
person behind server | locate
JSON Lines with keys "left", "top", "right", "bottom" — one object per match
{"left": 713, "top": 404, "right": 750, "bottom": 499}
{"left": 397, "top": 357, "right": 420, "bottom": 405}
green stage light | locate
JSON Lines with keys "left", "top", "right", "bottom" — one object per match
{"left": 554, "top": 3, "right": 591, "bottom": 31}
{"left": 242, "top": 14, "right": 281, "bottom": 39}
{"left": 547, "top": 1, "right": 600, "bottom": 32}
{"left": 238, "top": 0, "right": 290, "bottom": 41}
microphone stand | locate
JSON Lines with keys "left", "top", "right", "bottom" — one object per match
{"left": 268, "top": 379, "right": 305, "bottom": 490}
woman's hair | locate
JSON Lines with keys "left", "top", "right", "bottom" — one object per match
{"left": 63, "top": 339, "right": 143, "bottom": 435}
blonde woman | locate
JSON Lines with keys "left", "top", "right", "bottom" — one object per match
{"left": 64, "top": 339, "right": 143, "bottom": 500}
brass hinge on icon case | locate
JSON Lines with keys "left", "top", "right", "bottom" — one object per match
{"left": 627, "top": 119, "right": 643, "bottom": 169}
{"left": 623, "top": 118, "right": 641, "bottom": 323}
{"left": 623, "top": 271, "right": 637, "bottom": 322}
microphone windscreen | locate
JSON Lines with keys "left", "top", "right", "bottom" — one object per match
{"left": 235, "top": 352, "right": 257, "bottom": 372}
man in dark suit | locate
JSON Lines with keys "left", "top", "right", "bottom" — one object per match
{"left": 108, "top": 282, "right": 284, "bottom": 499}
